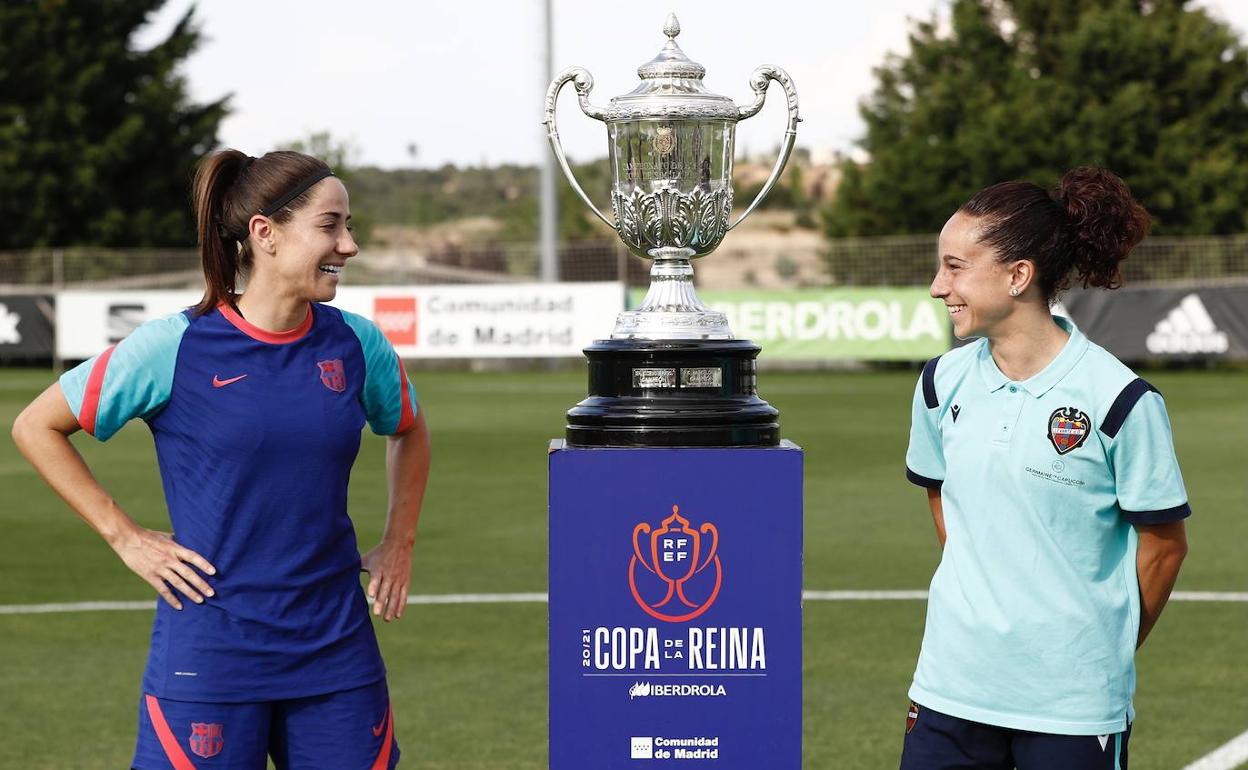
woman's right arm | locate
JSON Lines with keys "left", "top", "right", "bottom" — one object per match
{"left": 11, "top": 382, "right": 216, "bottom": 609}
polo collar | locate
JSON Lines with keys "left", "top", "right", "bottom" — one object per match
{"left": 976, "top": 315, "right": 1089, "bottom": 398}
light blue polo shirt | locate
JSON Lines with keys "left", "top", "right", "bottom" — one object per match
{"left": 905, "top": 315, "right": 1190, "bottom": 735}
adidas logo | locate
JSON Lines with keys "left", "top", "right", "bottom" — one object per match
{"left": 0, "top": 303, "right": 21, "bottom": 345}
{"left": 1145, "top": 294, "right": 1228, "bottom": 355}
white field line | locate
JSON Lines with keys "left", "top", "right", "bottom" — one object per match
{"left": 1171, "top": 591, "right": 1248, "bottom": 602}
{"left": 804, "top": 590, "right": 930, "bottom": 600}
{"left": 1181, "top": 729, "right": 1248, "bottom": 770}
{"left": 1, "top": 589, "right": 1245, "bottom": 615}
{"left": 409, "top": 592, "right": 548, "bottom": 605}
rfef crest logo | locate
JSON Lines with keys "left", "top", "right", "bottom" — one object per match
{"left": 629, "top": 505, "right": 722, "bottom": 623}
{"left": 1047, "top": 406, "right": 1090, "bottom": 455}
{"left": 188, "top": 722, "right": 224, "bottom": 759}
{"left": 317, "top": 359, "right": 346, "bottom": 392}
{"left": 374, "top": 297, "right": 418, "bottom": 346}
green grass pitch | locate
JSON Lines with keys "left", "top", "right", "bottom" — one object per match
{"left": 0, "top": 366, "right": 1243, "bottom": 768}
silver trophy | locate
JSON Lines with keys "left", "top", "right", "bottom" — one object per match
{"left": 544, "top": 13, "right": 800, "bottom": 340}
{"left": 546, "top": 14, "right": 797, "bottom": 447}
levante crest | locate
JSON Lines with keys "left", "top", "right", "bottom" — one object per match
{"left": 1047, "top": 406, "right": 1090, "bottom": 455}
{"left": 628, "top": 505, "right": 722, "bottom": 623}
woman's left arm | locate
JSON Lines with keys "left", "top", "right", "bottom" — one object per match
{"left": 1134, "top": 519, "right": 1188, "bottom": 648}
{"left": 361, "top": 410, "right": 431, "bottom": 622}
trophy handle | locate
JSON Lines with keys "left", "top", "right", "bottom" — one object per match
{"left": 543, "top": 66, "right": 615, "bottom": 229}
{"left": 632, "top": 522, "right": 655, "bottom": 573}
{"left": 729, "top": 65, "right": 801, "bottom": 231}
{"left": 697, "top": 522, "right": 719, "bottom": 572}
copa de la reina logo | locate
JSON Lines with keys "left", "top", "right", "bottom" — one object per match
{"left": 581, "top": 504, "right": 766, "bottom": 674}
{"left": 629, "top": 505, "right": 722, "bottom": 623}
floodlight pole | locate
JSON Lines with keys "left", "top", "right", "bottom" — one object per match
{"left": 539, "top": 0, "right": 559, "bottom": 283}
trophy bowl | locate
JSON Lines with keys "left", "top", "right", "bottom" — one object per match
{"left": 544, "top": 14, "right": 799, "bottom": 446}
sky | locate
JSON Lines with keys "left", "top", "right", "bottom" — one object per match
{"left": 137, "top": 1, "right": 1248, "bottom": 170}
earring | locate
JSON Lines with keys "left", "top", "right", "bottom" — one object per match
{"left": 1009, "top": 287, "right": 1019, "bottom": 297}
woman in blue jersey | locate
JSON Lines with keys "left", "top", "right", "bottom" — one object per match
{"left": 12, "top": 149, "right": 429, "bottom": 769}
{"left": 900, "top": 167, "right": 1189, "bottom": 770}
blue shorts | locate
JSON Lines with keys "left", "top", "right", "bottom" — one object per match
{"left": 900, "top": 701, "right": 1130, "bottom": 770}
{"left": 132, "top": 679, "right": 399, "bottom": 769}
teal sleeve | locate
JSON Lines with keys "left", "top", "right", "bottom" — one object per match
{"left": 58, "top": 312, "right": 189, "bottom": 441}
{"left": 905, "top": 376, "right": 945, "bottom": 488}
{"left": 341, "top": 310, "right": 419, "bottom": 435}
{"left": 1108, "top": 391, "right": 1190, "bottom": 524}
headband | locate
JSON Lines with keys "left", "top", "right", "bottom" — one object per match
{"left": 258, "top": 168, "right": 335, "bottom": 217}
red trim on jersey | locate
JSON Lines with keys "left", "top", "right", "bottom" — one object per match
{"left": 79, "top": 345, "right": 116, "bottom": 436}
{"left": 144, "top": 694, "right": 197, "bottom": 770}
{"left": 370, "top": 702, "right": 394, "bottom": 770}
{"left": 219, "top": 302, "right": 313, "bottom": 344}
{"left": 394, "top": 354, "right": 416, "bottom": 434}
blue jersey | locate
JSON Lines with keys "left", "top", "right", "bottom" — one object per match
{"left": 60, "top": 302, "right": 418, "bottom": 702}
{"left": 904, "top": 316, "right": 1189, "bottom": 734}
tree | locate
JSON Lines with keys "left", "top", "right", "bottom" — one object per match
{"left": 0, "top": 1, "right": 226, "bottom": 248}
{"left": 824, "top": 0, "right": 1248, "bottom": 238}
{"left": 285, "top": 131, "right": 359, "bottom": 177}
{"left": 284, "top": 131, "right": 375, "bottom": 244}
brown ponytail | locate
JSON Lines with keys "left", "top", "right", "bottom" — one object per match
{"left": 958, "top": 166, "right": 1151, "bottom": 303}
{"left": 191, "top": 149, "right": 332, "bottom": 315}
{"left": 1057, "top": 167, "right": 1151, "bottom": 292}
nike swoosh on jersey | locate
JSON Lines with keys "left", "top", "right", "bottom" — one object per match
{"left": 212, "top": 374, "right": 248, "bottom": 388}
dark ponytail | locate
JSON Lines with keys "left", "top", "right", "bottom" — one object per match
{"left": 191, "top": 149, "right": 332, "bottom": 315}
{"left": 1056, "top": 167, "right": 1151, "bottom": 292}
{"left": 958, "top": 166, "right": 1151, "bottom": 303}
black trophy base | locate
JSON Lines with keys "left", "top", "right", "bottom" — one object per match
{"left": 566, "top": 338, "right": 780, "bottom": 448}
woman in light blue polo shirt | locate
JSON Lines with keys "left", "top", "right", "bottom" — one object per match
{"left": 900, "top": 167, "right": 1190, "bottom": 770}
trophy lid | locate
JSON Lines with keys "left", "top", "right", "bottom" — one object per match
{"left": 604, "top": 14, "right": 739, "bottom": 123}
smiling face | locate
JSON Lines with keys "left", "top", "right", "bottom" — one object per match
{"left": 931, "top": 211, "right": 1018, "bottom": 340}
{"left": 261, "top": 178, "right": 358, "bottom": 302}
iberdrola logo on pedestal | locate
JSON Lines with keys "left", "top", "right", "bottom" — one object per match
{"left": 629, "top": 505, "right": 722, "bottom": 622}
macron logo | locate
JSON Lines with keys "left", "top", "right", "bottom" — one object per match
{"left": 1145, "top": 294, "right": 1228, "bottom": 355}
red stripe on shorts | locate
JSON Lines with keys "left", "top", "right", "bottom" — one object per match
{"left": 144, "top": 694, "right": 197, "bottom": 770}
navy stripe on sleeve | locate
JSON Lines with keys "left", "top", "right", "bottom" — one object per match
{"left": 906, "top": 467, "right": 943, "bottom": 489}
{"left": 1100, "top": 378, "right": 1160, "bottom": 438}
{"left": 921, "top": 356, "right": 941, "bottom": 409}
{"left": 1122, "top": 503, "right": 1192, "bottom": 525}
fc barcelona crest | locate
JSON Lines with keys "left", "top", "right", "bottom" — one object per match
{"left": 317, "top": 359, "right": 346, "bottom": 392}
{"left": 1047, "top": 406, "right": 1090, "bottom": 455}
{"left": 189, "top": 722, "right": 224, "bottom": 759}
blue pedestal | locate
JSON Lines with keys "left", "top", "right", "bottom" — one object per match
{"left": 549, "top": 440, "right": 803, "bottom": 768}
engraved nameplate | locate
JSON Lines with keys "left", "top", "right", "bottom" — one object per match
{"left": 680, "top": 367, "right": 723, "bottom": 388}
{"left": 633, "top": 368, "right": 677, "bottom": 388}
